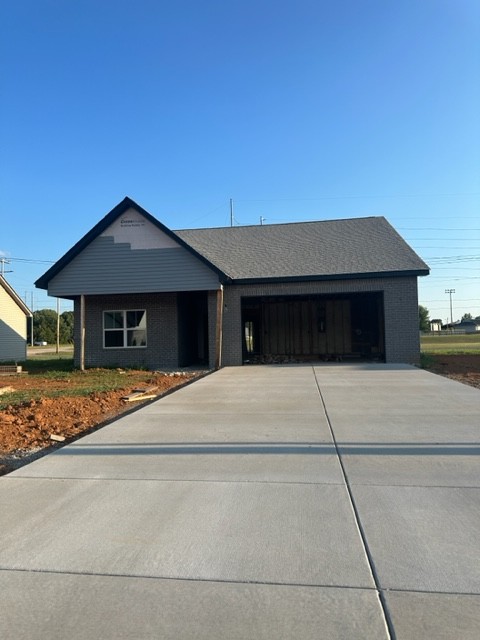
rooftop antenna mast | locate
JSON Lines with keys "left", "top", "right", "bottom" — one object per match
{"left": 230, "top": 198, "right": 234, "bottom": 227}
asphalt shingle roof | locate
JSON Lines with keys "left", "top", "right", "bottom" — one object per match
{"left": 176, "top": 216, "right": 429, "bottom": 281}
{"left": 35, "top": 198, "right": 429, "bottom": 290}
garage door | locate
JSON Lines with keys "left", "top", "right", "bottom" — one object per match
{"left": 242, "top": 293, "right": 384, "bottom": 361}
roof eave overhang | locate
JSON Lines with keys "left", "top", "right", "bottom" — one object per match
{"left": 229, "top": 269, "right": 430, "bottom": 286}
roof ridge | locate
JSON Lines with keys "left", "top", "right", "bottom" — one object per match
{"left": 176, "top": 215, "right": 385, "bottom": 233}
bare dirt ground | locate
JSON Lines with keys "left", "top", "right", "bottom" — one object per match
{"left": 1, "top": 356, "right": 479, "bottom": 476}
{"left": 0, "top": 370, "right": 201, "bottom": 476}
{"left": 425, "top": 354, "right": 480, "bottom": 390}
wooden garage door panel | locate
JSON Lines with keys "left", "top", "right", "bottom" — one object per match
{"left": 261, "top": 298, "right": 352, "bottom": 356}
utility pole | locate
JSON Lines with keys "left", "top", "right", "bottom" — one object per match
{"left": 445, "top": 289, "right": 455, "bottom": 332}
{"left": 56, "top": 297, "right": 60, "bottom": 354}
{"left": 229, "top": 198, "right": 234, "bottom": 227}
{"left": 30, "top": 292, "right": 34, "bottom": 346}
{"left": 0, "top": 258, "right": 12, "bottom": 275}
{"left": 260, "top": 216, "right": 266, "bottom": 225}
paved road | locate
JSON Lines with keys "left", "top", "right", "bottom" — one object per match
{"left": 27, "top": 345, "right": 73, "bottom": 356}
{"left": 0, "top": 364, "right": 479, "bottom": 639}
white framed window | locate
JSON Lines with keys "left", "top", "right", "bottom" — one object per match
{"left": 103, "top": 310, "right": 147, "bottom": 348}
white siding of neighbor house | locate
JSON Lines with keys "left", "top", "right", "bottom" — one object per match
{"left": 0, "top": 287, "right": 28, "bottom": 361}
{"left": 48, "top": 210, "right": 221, "bottom": 297}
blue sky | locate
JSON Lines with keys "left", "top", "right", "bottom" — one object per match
{"left": 1, "top": 0, "right": 479, "bottom": 322}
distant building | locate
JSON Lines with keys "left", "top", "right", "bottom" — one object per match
{"left": 0, "top": 276, "right": 32, "bottom": 362}
{"left": 442, "top": 320, "right": 480, "bottom": 333}
{"left": 455, "top": 320, "right": 480, "bottom": 334}
{"left": 430, "top": 319, "right": 443, "bottom": 332}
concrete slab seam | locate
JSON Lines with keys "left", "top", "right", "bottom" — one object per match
{"left": 312, "top": 366, "right": 395, "bottom": 640}
{"left": 380, "top": 586, "right": 480, "bottom": 597}
{"left": 1, "top": 476, "right": 346, "bottom": 487}
{"left": 0, "top": 566, "right": 381, "bottom": 592}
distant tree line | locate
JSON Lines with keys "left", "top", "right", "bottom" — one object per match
{"left": 419, "top": 305, "right": 430, "bottom": 331}
{"left": 28, "top": 309, "right": 74, "bottom": 344}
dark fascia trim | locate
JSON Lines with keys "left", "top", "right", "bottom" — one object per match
{"left": 229, "top": 269, "right": 430, "bottom": 286}
{"left": 35, "top": 197, "right": 228, "bottom": 290}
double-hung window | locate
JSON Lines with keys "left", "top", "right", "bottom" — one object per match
{"left": 103, "top": 310, "right": 147, "bottom": 348}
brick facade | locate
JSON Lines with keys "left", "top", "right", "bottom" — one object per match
{"left": 74, "top": 293, "right": 178, "bottom": 370}
{"left": 218, "top": 276, "right": 421, "bottom": 366}
{"left": 74, "top": 276, "right": 421, "bottom": 370}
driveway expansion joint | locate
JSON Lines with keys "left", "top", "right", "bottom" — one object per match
{"left": 313, "top": 366, "right": 395, "bottom": 640}
{"left": 0, "top": 566, "right": 380, "bottom": 591}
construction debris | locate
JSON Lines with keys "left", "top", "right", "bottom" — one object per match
{"left": 121, "top": 386, "right": 158, "bottom": 402}
{"left": 0, "top": 371, "right": 199, "bottom": 476}
{"left": 50, "top": 434, "right": 66, "bottom": 442}
{"left": 0, "top": 365, "right": 23, "bottom": 376}
{"left": 0, "top": 386, "right": 15, "bottom": 396}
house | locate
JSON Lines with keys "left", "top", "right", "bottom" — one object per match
{"left": 443, "top": 320, "right": 480, "bottom": 334}
{"left": 0, "top": 276, "right": 32, "bottom": 362}
{"left": 35, "top": 197, "right": 429, "bottom": 369}
{"left": 430, "top": 319, "right": 443, "bottom": 332}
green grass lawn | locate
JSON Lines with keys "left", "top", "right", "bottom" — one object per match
{"left": 0, "top": 358, "right": 157, "bottom": 410}
{"left": 22, "top": 356, "right": 75, "bottom": 372}
{"left": 421, "top": 333, "right": 480, "bottom": 355}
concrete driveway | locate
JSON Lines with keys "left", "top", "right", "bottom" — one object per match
{"left": 0, "top": 364, "right": 479, "bottom": 639}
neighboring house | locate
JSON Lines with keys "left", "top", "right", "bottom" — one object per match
{"left": 35, "top": 197, "right": 430, "bottom": 369}
{"left": 0, "top": 276, "right": 32, "bottom": 362}
{"left": 430, "top": 319, "right": 443, "bottom": 332}
{"left": 445, "top": 320, "right": 480, "bottom": 334}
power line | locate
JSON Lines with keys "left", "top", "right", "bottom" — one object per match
{"left": 421, "top": 298, "right": 479, "bottom": 302}
{"left": 427, "top": 254, "right": 480, "bottom": 258}
{"left": 415, "top": 247, "right": 480, "bottom": 250}
{"left": 9, "top": 256, "right": 55, "bottom": 264}
{"left": 235, "top": 192, "right": 480, "bottom": 203}
{"left": 428, "top": 268, "right": 480, "bottom": 271}
{"left": 0, "top": 258, "right": 13, "bottom": 275}
{"left": 427, "top": 276, "right": 480, "bottom": 280}
{"left": 398, "top": 227, "right": 480, "bottom": 231}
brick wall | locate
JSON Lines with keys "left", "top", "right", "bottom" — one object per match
{"left": 218, "top": 276, "right": 421, "bottom": 366}
{"left": 207, "top": 290, "right": 218, "bottom": 369}
{"left": 74, "top": 293, "right": 178, "bottom": 369}
{"left": 72, "top": 276, "right": 422, "bottom": 370}
{"left": 383, "top": 277, "right": 421, "bottom": 363}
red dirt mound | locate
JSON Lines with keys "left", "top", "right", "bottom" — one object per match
{"left": 0, "top": 371, "right": 198, "bottom": 475}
